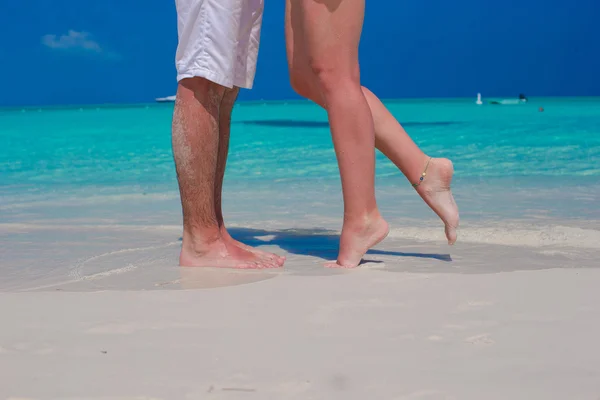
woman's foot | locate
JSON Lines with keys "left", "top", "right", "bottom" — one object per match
{"left": 415, "top": 158, "right": 459, "bottom": 244}
{"left": 326, "top": 212, "right": 390, "bottom": 268}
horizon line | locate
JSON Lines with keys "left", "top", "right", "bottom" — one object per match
{"left": 2, "top": 95, "right": 600, "bottom": 111}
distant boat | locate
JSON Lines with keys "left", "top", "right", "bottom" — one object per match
{"left": 489, "top": 93, "right": 528, "bottom": 105}
{"left": 476, "top": 93, "right": 483, "bottom": 105}
{"left": 155, "top": 95, "right": 176, "bottom": 103}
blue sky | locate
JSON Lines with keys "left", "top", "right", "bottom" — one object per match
{"left": 1, "top": 0, "right": 599, "bottom": 106}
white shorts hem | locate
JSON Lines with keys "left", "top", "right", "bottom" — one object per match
{"left": 176, "top": 67, "right": 234, "bottom": 89}
{"left": 176, "top": 68, "right": 254, "bottom": 90}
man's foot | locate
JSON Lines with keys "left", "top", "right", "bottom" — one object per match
{"left": 326, "top": 212, "right": 390, "bottom": 268}
{"left": 415, "top": 158, "right": 459, "bottom": 244}
{"left": 180, "top": 237, "right": 283, "bottom": 269}
{"left": 220, "top": 227, "right": 285, "bottom": 267}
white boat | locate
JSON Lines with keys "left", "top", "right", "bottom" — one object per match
{"left": 489, "top": 94, "right": 528, "bottom": 105}
{"left": 155, "top": 95, "right": 176, "bottom": 103}
{"left": 476, "top": 93, "right": 483, "bottom": 105}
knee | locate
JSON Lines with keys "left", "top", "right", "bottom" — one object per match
{"left": 309, "top": 59, "right": 361, "bottom": 96}
{"left": 178, "top": 77, "right": 225, "bottom": 105}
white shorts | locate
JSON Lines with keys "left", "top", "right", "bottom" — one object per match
{"left": 175, "top": 0, "right": 264, "bottom": 89}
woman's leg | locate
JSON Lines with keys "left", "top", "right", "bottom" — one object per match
{"left": 286, "top": 0, "right": 458, "bottom": 244}
{"left": 290, "top": 0, "right": 389, "bottom": 268}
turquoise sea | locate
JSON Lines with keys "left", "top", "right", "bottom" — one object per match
{"left": 1, "top": 98, "right": 600, "bottom": 290}
{"left": 2, "top": 98, "right": 600, "bottom": 191}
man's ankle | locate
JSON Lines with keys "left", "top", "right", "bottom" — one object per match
{"left": 182, "top": 228, "right": 221, "bottom": 253}
{"left": 219, "top": 224, "right": 234, "bottom": 239}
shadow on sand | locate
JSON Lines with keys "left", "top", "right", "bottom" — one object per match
{"left": 214, "top": 227, "right": 452, "bottom": 263}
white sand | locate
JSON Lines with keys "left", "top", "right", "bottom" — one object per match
{"left": 2, "top": 232, "right": 600, "bottom": 399}
{"left": 2, "top": 182, "right": 600, "bottom": 399}
{"left": 2, "top": 268, "right": 600, "bottom": 399}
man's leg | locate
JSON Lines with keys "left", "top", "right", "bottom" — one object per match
{"left": 213, "top": 87, "right": 239, "bottom": 235}
{"left": 213, "top": 87, "right": 285, "bottom": 265}
{"left": 172, "top": 78, "right": 278, "bottom": 268}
